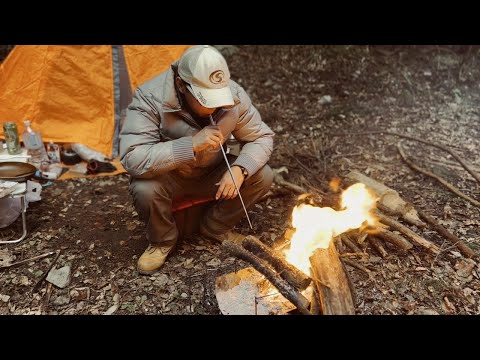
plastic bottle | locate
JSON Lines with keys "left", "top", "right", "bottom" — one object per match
{"left": 22, "top": 120, "right": 49, "bottom": 168}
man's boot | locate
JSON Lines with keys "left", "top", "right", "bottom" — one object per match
{"left": 137, "top": 244, "right": 175, "bottom": 275}
{"left": 199, "top": 225, "right": 246, "bottom": 244}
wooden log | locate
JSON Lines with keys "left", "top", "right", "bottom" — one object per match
{"left": 222, "top": 241, "right": 312, "bottom": 315}
{"left": 375, "top": 211, "right": 440, "bottom": 254}
{"left": 341, "top": 259, "right": 357, "bottom": 305}
{"left": 377, "top": 202, "right": 426, "bottom": 228}
{"left": 241, "top": 235, "right": 312, "bottom": 291}
{"left": 417, "top": 210, "right": 476, "bottom": 258}
{"left": 373, "top": 228, "right": 413, "bottom": 251}
{"left": 368, "top": 236, "right": 388, "bottom": 258}
{"left": 346, "top": 170, "right": 424, "bottom": 226}
{"left": 309, "top": 241, "right": 356, "bottom": 315}
{"left": 309, "top": 285, "right": 321, "bottom": 315}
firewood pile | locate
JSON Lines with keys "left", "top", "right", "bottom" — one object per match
{"left": 219, "top": 169, "right": 476, "bottom": 315}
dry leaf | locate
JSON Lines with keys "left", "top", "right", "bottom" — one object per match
{"left": 104, "top": 293, "right": 120, "bottom": 315}
{"left": 184, "top": 258, "right": 194, "bottom": 269}
{"left": 206, "top": 258, "right": 221, "bottom": 267}
{"left": 463, "top": 288, "right": 476, "bottom": 304}
{"left": 455, "top": 260, "right": 475, "bottom": 278}
{"left": 0, "top": 249, "right": 15, "bottom": 267}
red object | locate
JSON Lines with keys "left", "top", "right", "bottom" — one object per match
{"left": 172, "top": 198, "right": 213, "bottom": 212}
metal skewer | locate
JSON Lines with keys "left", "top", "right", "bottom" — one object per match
{"left": 210, "top": 115, "right": 253, "bottom": 229}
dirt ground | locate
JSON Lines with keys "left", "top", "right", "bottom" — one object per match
{"left": 1, "top": 45, "right": 479, "bottom": 315}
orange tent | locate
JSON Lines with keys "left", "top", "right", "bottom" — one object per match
{"left": 0, "top": 45, "right": 190, "bottom": 157}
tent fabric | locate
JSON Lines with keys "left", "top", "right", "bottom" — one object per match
{"left": 123, "top": 45, "right": 190, "bottom": 90}
{"left": 0, "top": 45, "right": 190, "bottom": 157}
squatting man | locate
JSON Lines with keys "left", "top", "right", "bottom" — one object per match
{"left": 120, "top": 45, "right": 275, "bottom": 274}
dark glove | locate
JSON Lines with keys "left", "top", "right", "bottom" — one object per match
{"left": 86, "top": 160, "right": 117, "bottom": 175}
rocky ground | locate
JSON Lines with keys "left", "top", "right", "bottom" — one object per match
{"left": 1, "top": 45, "right": 479, "bottom": 315}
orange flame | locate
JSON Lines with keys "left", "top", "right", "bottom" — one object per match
{"left": 329, "top": 177, "right": 342, "bottom": 193}
{"left": 285, "top": 183, "right": 377, "bottom": 275}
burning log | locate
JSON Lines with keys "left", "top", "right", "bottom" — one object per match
{"left": 417, "top": 210, "right": 476, "bottom": 258}
{"left": 241, "top": 235, "right": 312, "bottom": 291}
{"left": 222, "top": 240, "right": 312, "bottom": 315}
{"left": 309, "top": 241, "right": 356, "bottom": 315}
{"left": 368, "top": 236, "right": 388, "bottom": 258}
{"left": 346, "top": 170, "right": 425, "bottom": 227}
{"left": 375, "top": 211, "right": 440, "bottom": 254}
{"left": 372, "top": 228, "right": 413, "bottom": 251}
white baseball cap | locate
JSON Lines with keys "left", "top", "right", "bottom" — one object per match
{"left": 178, "top": 45, "right": 234, "bottom": 109}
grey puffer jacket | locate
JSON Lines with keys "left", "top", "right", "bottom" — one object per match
{"left": 119, "top": 63, "right": 274, "bottom": 179}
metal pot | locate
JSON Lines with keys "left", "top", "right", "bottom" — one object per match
{"left": 0, "top": 162, "right": 37, "bottom": 182}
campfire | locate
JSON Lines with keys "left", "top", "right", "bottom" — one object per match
{"left": 217, "top": 171, "right": 475, "bottom": 315}
{"left": 285, "top": 183, "right": 378, "bottom": 275}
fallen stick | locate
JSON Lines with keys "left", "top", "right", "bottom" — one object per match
{"left": 372, "top": 228, "right": 413, "bottom": 251}
{"left": 375, "top": 210, "right": 440, "bottom": 254}
{"left": 222, "top": 241, "right": 311, "bottom": 315}
{"left": 397, "top": 143, "right": 480, "bottom": 208}
{"left": 377, "top": 202, "right": 426, "bottom": 228}
{"left": 333, "top": 130, "right": 480, "bottom": 185}
{"left": 289, "top": 155, "right": 331, "bottom": 193}
{"left": 0, "top": 251, "right": 56, "bottom": 270}
{"left": 368, "top": 236, "right": 388, "bottom": 258}
{"left": 417, "top": 210, "right": 476, "bottom": 258}
{"left": 309, "top": 241, "right": 356, "bottom": 315}
{"left": 341, "top": 258, "right": 372, "bottom": 276}
{"left": 341, "top": 234, "right": 362, "bottom": 253}
{"left": 241, "top": 235, "right": 312, "bottom": 291}
{"left": 41, "top": 282, "right": 53, "bottom": 313}
{"left": 340, "top": 252, "right": 369, "bottom": 258}
{"left": 257, "top": 188, "right": 291, "bottom": 203}
{"left": 334, "top": 236, "right": 346, "bottom": 253}
{"left": 273, "top": 170, "right": 307, "bottom": 195}
{"left": 352, "top": 231, "right": 368, "bottom": 245}
{"left": 414, "top": 157, "right": 480, "bottom": 175}
{"left": 32, "top": 250, "right": 61, "bottom": 293}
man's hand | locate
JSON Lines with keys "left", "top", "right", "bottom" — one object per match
{"left": 215, "top": 166, "right": 245, "bottom": 200}
{"left": 192, "top": 125, "right": 224, "bottom": 153}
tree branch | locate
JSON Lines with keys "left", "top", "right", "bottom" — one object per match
{"left": 332, "top": 130, "right": 480, "bottom": 185}
{"left": 397, "top": 143, "right": 480, "bottom": 208}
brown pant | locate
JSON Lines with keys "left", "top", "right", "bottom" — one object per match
{"left": 129, "top": 157, "right": 273, "bottom": 247}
